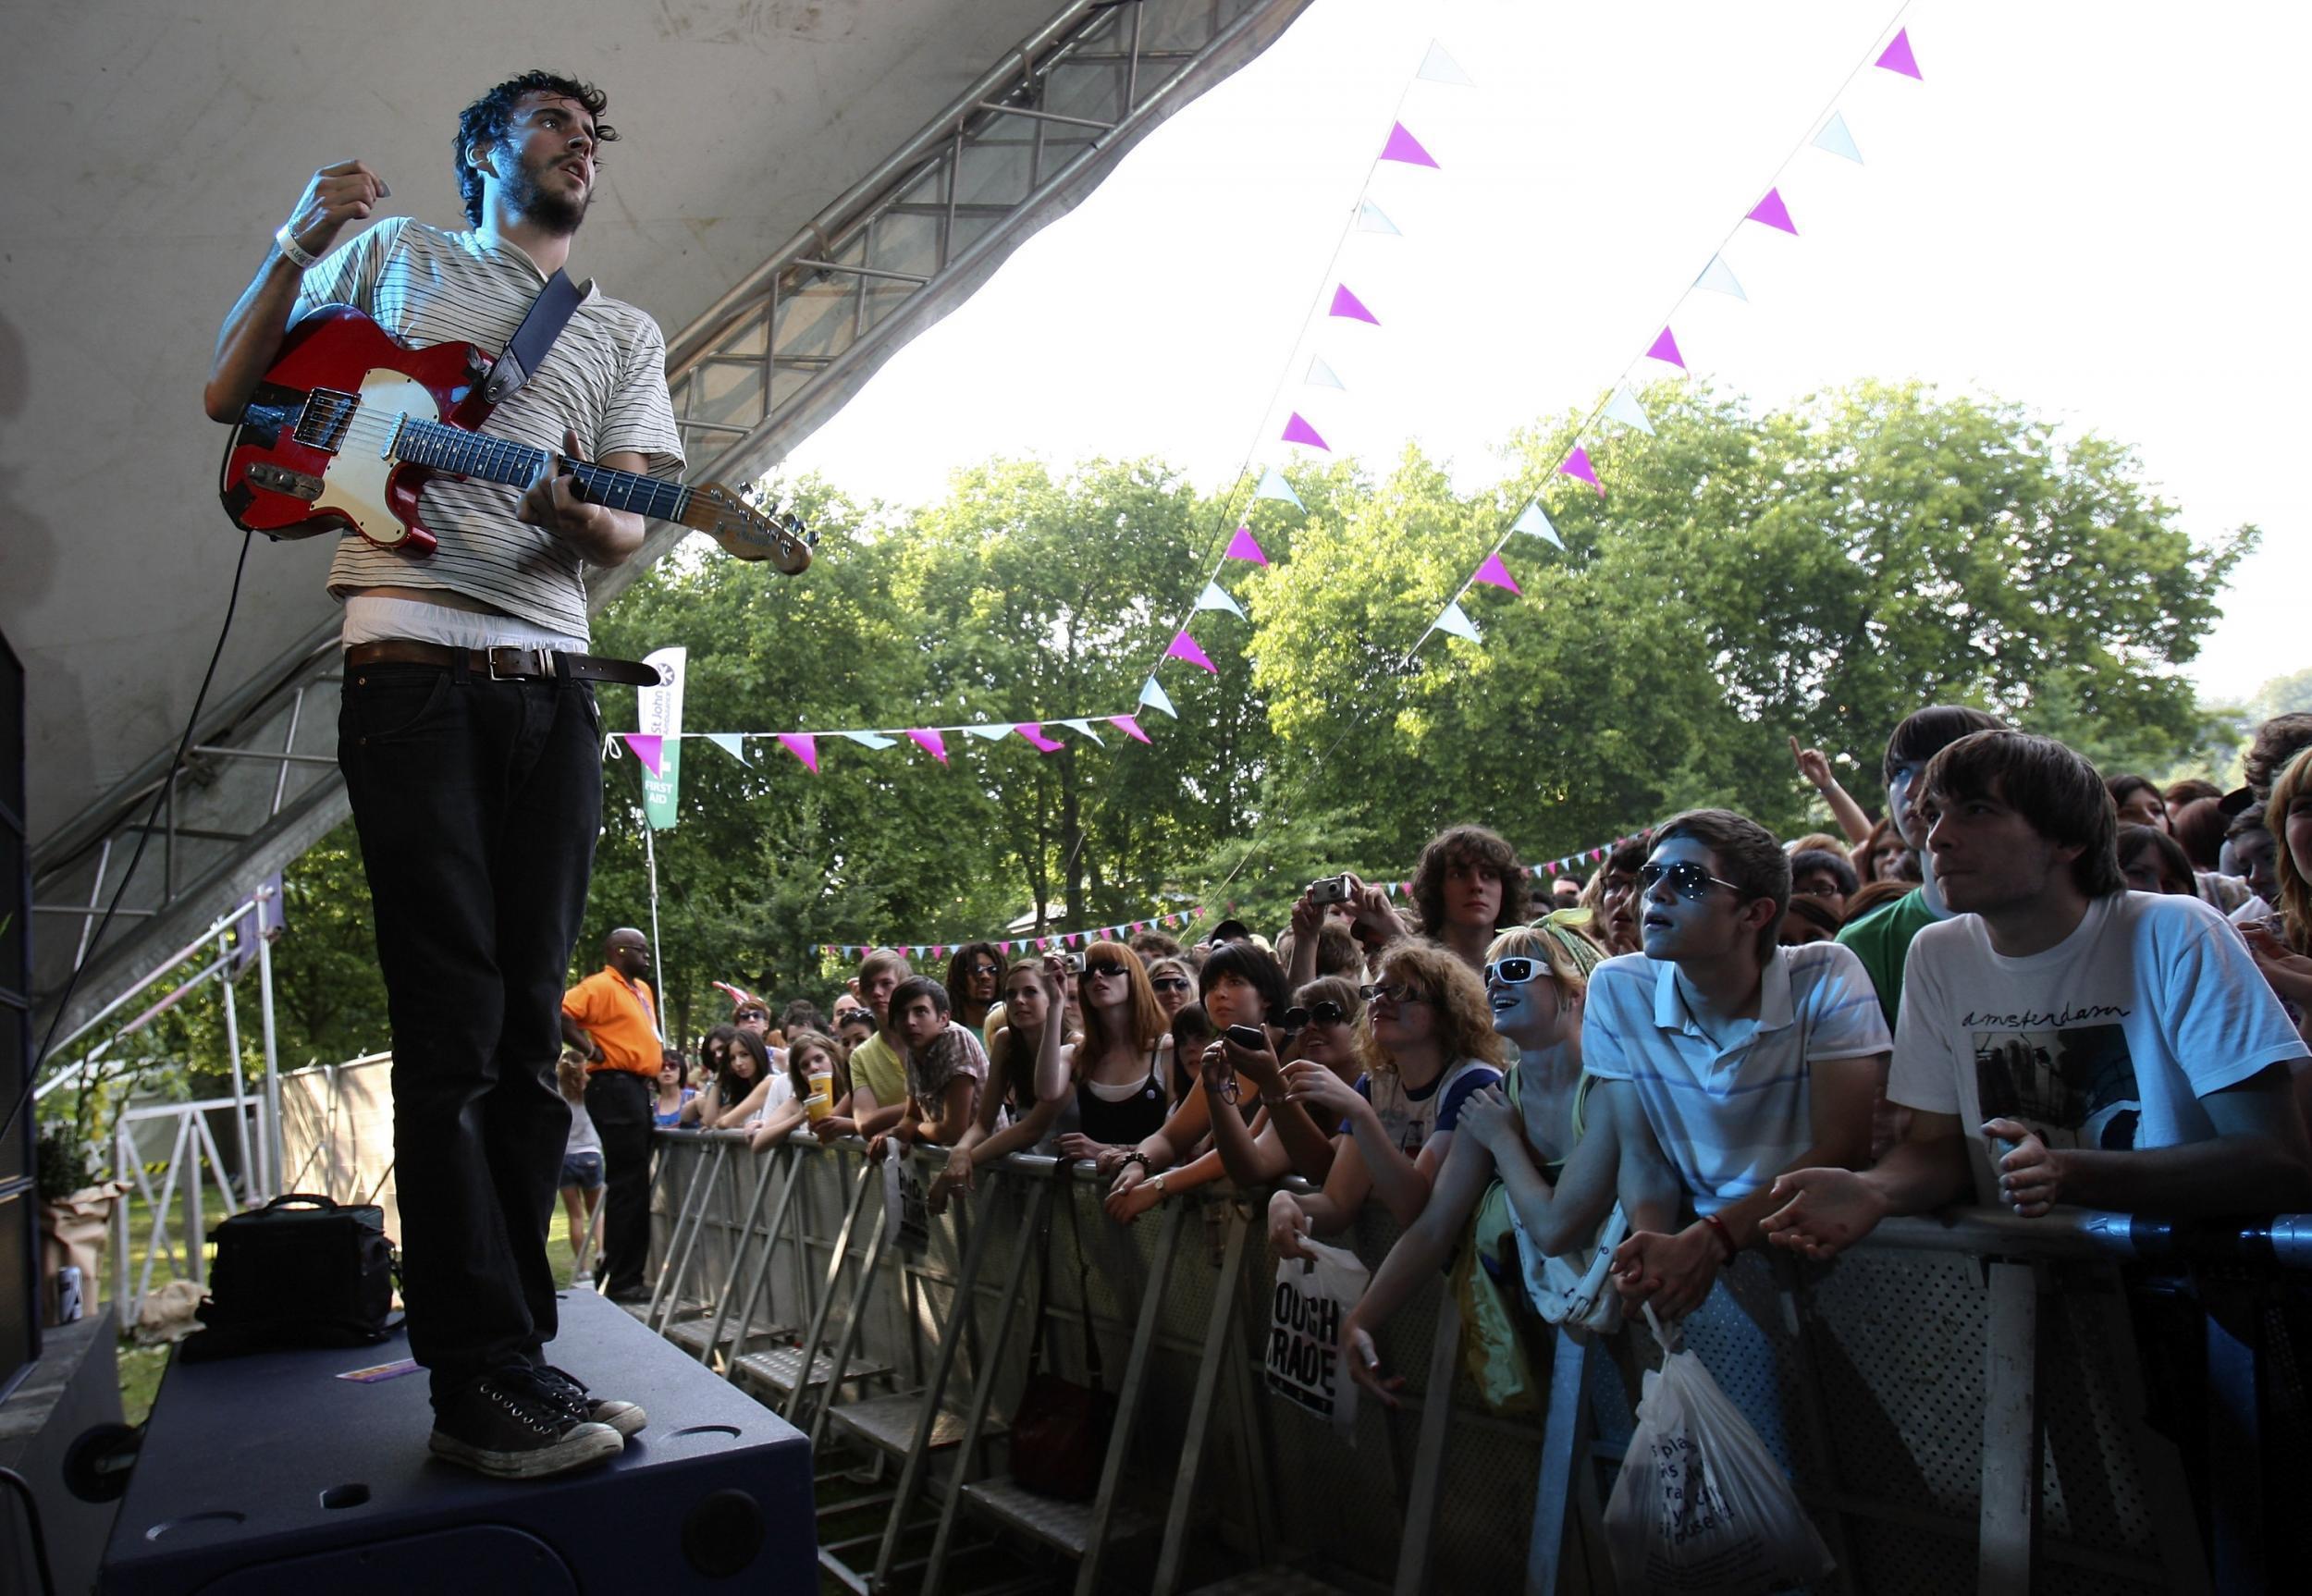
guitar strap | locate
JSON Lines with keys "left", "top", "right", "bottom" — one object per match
{"left": 451, "top": 268, "right": 584, "bottom": 428}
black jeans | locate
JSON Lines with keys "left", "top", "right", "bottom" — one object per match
{"left": 338, "top": 657, "right": 600, "bottom": 1403}
{"left": 584, "top": 1069, "right": 654, "bottom": 1297}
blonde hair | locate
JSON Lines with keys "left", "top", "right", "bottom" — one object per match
{"left": 1354, "top": 940, "right": 1508, "bottom": 1076}
{"left": 1484, "top": 915, "right": 1602, "bottom": 1007}
{"left": 2269, "top": 747, "right": 2312, "bottom": 954}
{"left": 556, "top": 1052, "right": 589, "bottom": 1104}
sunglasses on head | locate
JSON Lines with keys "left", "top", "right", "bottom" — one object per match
{"left": 1283, "top": 1000, "right": 1351, "bottom": 1028}
{"left": 1637, "top": 859, "right": 1744, "bottom": 901}
{"left": 1359, "top": 981, "right": 1428, "bottom": 1006}
{"left": 1482, "top": 956, "right": 1546, "bottom": 987}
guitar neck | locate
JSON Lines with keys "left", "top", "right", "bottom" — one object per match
{"left": 395, "top": 418, "right": 690, "bottom": 522}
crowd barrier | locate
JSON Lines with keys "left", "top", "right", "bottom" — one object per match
{"left": 633, "top": 1127, "right": 2302, "bottom": 1595}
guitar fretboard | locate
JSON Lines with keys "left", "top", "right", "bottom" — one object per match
{"left": 395, "top": 418, "right": 692, "bottom": 522}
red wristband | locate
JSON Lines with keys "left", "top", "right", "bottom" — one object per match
{"left": 1702, "top": 1212, "right": 1739, "bottom": 1263}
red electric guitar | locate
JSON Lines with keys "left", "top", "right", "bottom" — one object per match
{"left": 218, "top": 304, "right": 812, "bottom": 572}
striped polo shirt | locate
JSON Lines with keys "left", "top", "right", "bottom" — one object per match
{"left": 292, "top": 216, "right": 684, "bottom": 640}
{"left": 1580, "top": 941, "right": 1891, "bottom": 1214}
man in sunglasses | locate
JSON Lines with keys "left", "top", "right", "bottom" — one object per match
{"left": 1580, "top": 809, "right": 1890, "bottom": 1318}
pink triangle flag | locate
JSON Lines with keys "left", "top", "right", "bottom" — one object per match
{"left": 776, "top": 732, "right": 819, "bottom": 773}
{"left": 1108, "top": 715, "right": 1152, "bottom": 744}
{"left": 1545, "top": 860, "right": 1560, "bottom": 876}
{"left": 1559, "top": 446, "right": 1602, "bottom": 494}
{"left": 1015, "top": 722, "right": 1065, "bottom": 753}
{"left": 621, "top": 733, "right": 663, "bottom": 776}
{"left": 1379, "top": 121, "right": 1438, "bottom": 167}
{"left": 1328, "top": 284, "right": 1379, "bottom": 325}
{"left": 1747, "top": 187, "right": 1798, "bottom": 235}
{"left": 1471, "top": 553, "right": 1521, "bottom": 595}
{"left": 906, "top": 728, "right": 948, "bottom": 764}
{"left": 1875, "top": 27, "right": 1922, "bottom": 79}
{"left": 1225, "top": 525, "right": 1268, "bottom": 565}
{"left": 1282, "top": 411, "right": 1330, "bottom": 451}
{"left": 1166, "top": 631, "right": 1217, "bottom": 673}
{"left": 1645, "top": 326, "right": 1686, "bottom": 370}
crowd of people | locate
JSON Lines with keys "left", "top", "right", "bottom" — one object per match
{"left": 560, "top": 705, "right": 2312, "bottom": 1556}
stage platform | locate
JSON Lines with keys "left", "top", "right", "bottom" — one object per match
{"left": 98, "top": 1289, "right": 817, "bottom": 1594}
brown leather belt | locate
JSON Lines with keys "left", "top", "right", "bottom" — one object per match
{"left": 343, "top": 639, "right": 663, "bottom": 687}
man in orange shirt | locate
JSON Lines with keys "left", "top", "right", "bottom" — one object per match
{"left": 562, "top": 927, "right": 661, "bottom": 1301}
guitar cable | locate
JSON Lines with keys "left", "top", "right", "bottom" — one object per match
{"left": 0, "top": 529, "right": 256, "bottom": 1153}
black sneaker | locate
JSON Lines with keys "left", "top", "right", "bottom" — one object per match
{"left": 428, "top": 1368, "right": 623, "bottom": 1479}
{"left": 535, "top": 1363, "right": 647, "bottom": 1439}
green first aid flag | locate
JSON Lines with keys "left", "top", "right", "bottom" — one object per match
{"left": 636, "top": 646, "right": 686, "bottom": 829}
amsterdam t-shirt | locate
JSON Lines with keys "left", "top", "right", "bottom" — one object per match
{"left": 1888, "top": 890, "right": 2307, "bottom": 1203}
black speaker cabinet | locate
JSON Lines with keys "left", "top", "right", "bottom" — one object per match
{"left": 99, "top": 1290, "right": 817, "bottom": 1593}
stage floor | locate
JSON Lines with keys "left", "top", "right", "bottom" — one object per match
{"left": 100, "top": 1288, "right": 818, "bottom": 1593}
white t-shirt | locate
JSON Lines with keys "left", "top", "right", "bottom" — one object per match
{"left": 744, "top": 1071, "right": 797, "bottom": 1129}
{"left": 1888, "top": 890, "right": 2307, "bottom": 1203}
{"left": 1353, "top": 1057, "right": 1502, "bottom": 1157}
{"left": 564, "top": 1099, "right": 602, "bottom": 1158}
{"left": 1582, "top": 942, "right": 1892, "bottom": 1215}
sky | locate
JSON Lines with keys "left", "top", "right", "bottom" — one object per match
{"left": 784, "top": 0, "right": 2308, "bottom": 707}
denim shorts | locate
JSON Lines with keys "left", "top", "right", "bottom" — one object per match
{"left": 560, "top": 1150, "right": 606, "bottom": 1191}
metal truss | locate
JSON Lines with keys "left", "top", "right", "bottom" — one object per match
{"left": 28, "top": 0, "right": 1312, "bottom": 1047}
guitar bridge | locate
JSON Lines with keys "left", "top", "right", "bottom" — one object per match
{"left": 291, "top": 387, "right": 360, "bottom": 454}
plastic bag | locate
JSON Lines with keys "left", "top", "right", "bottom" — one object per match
{"left": 1602, "top": 1305, "right": 1835, "bottom": 1593}
{"left": 1512, "top": 1197, "right": 1629, "bottom": 1334}
{"left": 1263, "top": 1238, "right": 1369, "bottom": 1437}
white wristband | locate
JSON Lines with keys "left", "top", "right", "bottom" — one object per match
{"left": 274, "top": 223, "right": 321, "bottom": 271}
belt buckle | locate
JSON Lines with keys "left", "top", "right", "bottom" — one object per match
{"left": 486, "top": 646, "right": 536, "bottom": 681}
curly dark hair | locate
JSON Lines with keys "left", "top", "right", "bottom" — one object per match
{"left": 454, "top": 71, "right": 618, "bottom": 227}
{"left": 1409, "top": 824, "right": 1530, "bottom": 939}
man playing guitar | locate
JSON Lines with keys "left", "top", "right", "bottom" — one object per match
{"left": 204, "top": 70, "right": 676, "bottom": 1479}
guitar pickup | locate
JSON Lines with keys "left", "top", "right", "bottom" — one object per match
{"left": 246, "top": 462, "right": 324, "bottom": 501}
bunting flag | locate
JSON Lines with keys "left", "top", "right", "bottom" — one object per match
{"left": 1470, "top": 553, "right": 1520, "bottom": 595}
{"left": 1059, "top": 718, "right": 1105, "bottom": 744}
{"left": 842, "top": 730, "right": 897, "bottom": 749}
{"left": 1694, "top": 255, "right": 1748, "bottom": 301}
{"left": 1379, "top": 121, "right": 1438, "bottom": 167}
{"left": 1433, "top": 600, "right": 1482, "bottom": 643}
{"left": 1306, "top": 356, "right": 1346, "bottom": 390}
{"left": 1281, "top": 412, "right": 1331, "bottom": 450}
{"left": 1225, "top": 524, "right": 1270, "bottom": 564}
{"left": 1876, "top": 28, "right": 1922, "bottom": 79}
{"left": 1416, "top": 40, "right": 1473, "bottom": 85}
{"left": 703, "top": 731, "right": 749, "bottom": 764}
{"left": 907, "top": 729, "right": 948, "bottom": 764}
{"left": 1813, "top": 111, "right": 1863, "bottom": 164}
{"left": 1254, "top": 468, "right": 1303, "bottom": 509}
{"left": 963, "top": 722, "right": 1013, "bottom": 742}
{"left": 1645, "top": 326, "right": 1687, "bottom": 369}
{"left": 621, "top": 733, "right": 664, "bottom": 776}
{"left": 1139, "top": 677, "right": 1177, "bottom": 718}
{"left": 1166, "top": 631, "right": 1217, "bottom": 673}
{"left": 776, "top": 732, "right": 818, "bottom": 773}
{"left": 1512, "top": 500, "right": 1564, "bottom": 549}
{"left": 1747, "top": 187, "right": 1799, "bottom": 235}
{"left": 1015, "top": 723, "right": 1065, "bottom": 753}
{"left": 1110, "top": 715, "right": 1152, "bottom": 744}
{"left": 1329, "top": 284, "right": 1380, "bottom": 325}
{"left": 1194, "top": 581, "right": 1247, "bottom": 619}
{"left": 1605, "top": 387, "right": 1655, "bottom": 436}
{"left": 1356, "top": 200, "right": 1401, "bottom": 236}
{"left": 1559, "top": 446, "right": 1602, "bottom": 495}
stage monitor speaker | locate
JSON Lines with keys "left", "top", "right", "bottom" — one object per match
{"left": 99, "top": 1290, "right": 818, "bottom": 1594}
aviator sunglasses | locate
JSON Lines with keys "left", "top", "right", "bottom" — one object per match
{"left": 1636, "top": 859, "right": 1744, "bottom": 901}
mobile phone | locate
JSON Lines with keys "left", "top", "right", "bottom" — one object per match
{"left": 1224, "top": 1024, "right": 1267, "bottom": 1050}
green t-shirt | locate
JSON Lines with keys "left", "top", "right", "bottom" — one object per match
{"left": 848, "top": 1032, "right": 908, "bottom": 1112}
{"left": 1835, "top": 888, "right": 1941, "bottom": 1026}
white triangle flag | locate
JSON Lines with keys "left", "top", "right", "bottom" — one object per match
{"left": 1306, "top": 356, "right": 1346, "bottom": 390}
{"left": 1434, "top": 600, "right": 1482, "bottom": 643}
{"left": 1417, "top": 41, "right": 1474, "bottom": 85}
{"left": 1813, "top": 111, "right": 1863, "bottom": 164}
{"left": 1694, "top": 255, "right": 1748, "bottom": 301}
{"left": 1605, "top": 388, "right": 1655, "bottom": 436}
{"left": 1253, "top": 468, "right": 1303, "bottom": 509}
{"left": 1357, "top": 200, "right": 1401, "bottom": 237}
{"left": 1138, "top": 677, "right": 1177, "bottom": 718}
{"left": 703, "top": 732, "right": 749, "bottom": 764}
{"left": 1059, "top": 718, "right": 1105, "bottom": 745}
{"left": 1511, "top": 500, "right": 1564, "bottom": 549}
{"left": 963, "top": 722, "right": 1013, "bottom": 742}
{"left": 839, "top": 730, "right": 896, "bottom": 749}
{"left": 1193, "top": 581, "right": 1246, "bottom": 620}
